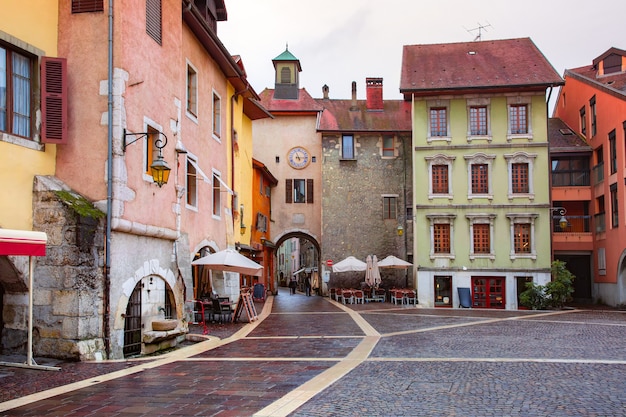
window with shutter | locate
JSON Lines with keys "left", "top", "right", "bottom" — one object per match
{"left": 306, "top": 179, "right": 314, "bottom": 204}
{"left": 285, "top": 179, "right": 292, "bottom": 203}
{"left": 41, "top": 57, "right": 68, "bottom": 144}
{"left": 146, "top": 0, "right": 162, "bottom": 45}
{"left": 71, "top": 0, "right": 103, "bottom": 13}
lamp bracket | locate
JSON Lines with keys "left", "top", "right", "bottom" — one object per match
{"left": 550, "top": 207, "right": 567, "bottom": 216}
{"left": 123, "top": 129, "right": 168, "bottom": 152}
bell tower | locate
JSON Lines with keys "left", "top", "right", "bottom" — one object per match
{"left": 272, "top": 44, "right": 302, "bottom": 99}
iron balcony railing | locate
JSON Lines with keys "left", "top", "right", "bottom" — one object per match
{"left": 552, "top": 215, "right": 592, "bottom": 233}
{"left": 551, "top": 170, "right": 590, "bottom": 187}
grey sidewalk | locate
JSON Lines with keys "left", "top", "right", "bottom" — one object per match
{"left": 1, "top": 290, "right": 626, "bottom": 416}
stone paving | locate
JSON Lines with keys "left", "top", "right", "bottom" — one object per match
{"left": 0, "top": 289, "right": 625, "bottom": 416}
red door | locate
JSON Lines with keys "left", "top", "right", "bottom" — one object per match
{"left": 471, "top": 277, "right": 505, "bottom": 309}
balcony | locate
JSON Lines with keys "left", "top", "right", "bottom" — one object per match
{"left": 552, "top": 215, "right": 593, "bottom": 250}
{"left": 551, "top": 170, "right": 590, "bottom": 187}
{"left": 552, "top": 215, "right": 591, "bottom": 233}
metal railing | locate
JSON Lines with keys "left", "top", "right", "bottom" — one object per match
{"left": 551, "top": 171, "right": 590, "bottom": 187}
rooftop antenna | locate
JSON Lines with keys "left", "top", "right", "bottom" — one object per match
{"left": 465, "top": 21, "right": 492, "bottom": 41}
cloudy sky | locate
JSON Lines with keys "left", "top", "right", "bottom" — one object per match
{"left": 219, "top": 0, "right": 623, "bottom": 104}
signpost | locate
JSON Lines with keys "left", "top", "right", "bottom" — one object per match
{"left": 326, "top": 259, "right": 333, "bottom": 267}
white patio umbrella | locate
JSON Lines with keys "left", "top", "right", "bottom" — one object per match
{"left": 192, "top": 248, "right": 263, "bottom": 276}
{"left": 364, "top": 255, "right": 382, "bottom": 287}
{"left": 378, "top": 255, "right": 413, "bottom": 269}
{"left": 332, "top": 256, "right": 367, "bottom": 272}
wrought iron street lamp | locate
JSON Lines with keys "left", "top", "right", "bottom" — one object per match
{"left": 123, "top": 129, "right": 171, "bottom": 187}
{"left": 551, "top": 207, "right": 568, "bottom": 230}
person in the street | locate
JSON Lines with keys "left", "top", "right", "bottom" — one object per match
{"left": 289, "top": 278, "right": 296, "bottom": 295}
{"left": 305, "top": 275, "right": 311, "bottom": 296}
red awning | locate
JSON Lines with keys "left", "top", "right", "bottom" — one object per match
{"left": 0, "top": 229, "right": 47, "bottom": 257}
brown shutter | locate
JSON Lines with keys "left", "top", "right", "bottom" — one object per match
{"left": 285, "top": 179, "right": 292, "bottom": 204}
{"left": 146, "top": 0, "right": 162, "bottom": 45}
{"left": 41, "top": 57, "right": 68, "bottom": 144}
{"left": 306, "top": 179, "right": 314, "bottom": 204}
{"left": 71, "top": 0, "right": 104, "bottom": 13}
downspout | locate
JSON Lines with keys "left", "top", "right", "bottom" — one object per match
{"left": 104, "top": 0, "right": 113, "bottom": 358}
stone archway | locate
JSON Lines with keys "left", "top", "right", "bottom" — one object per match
{"left": 618, "top": 249, "right": 626, "bottom": 307}
{"left": 274, "top": 231, "right": 322, "bottom": 295}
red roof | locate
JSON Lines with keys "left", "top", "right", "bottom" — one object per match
{"left": 400, "top": 38, "right": 563, "bottom": 98}
{"left": 565, "top": 66, "right": 626, "bottom": 99}
{"left": 317, "top": 99, "right": 412, "bottom": 133}
{"left": 259, "top": 88, "right": 324, "bottom": 113}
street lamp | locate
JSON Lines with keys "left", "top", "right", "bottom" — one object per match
{"left": 123, "top": 129, "right": 171, "bottom": 187}
{"left": 551, "top": 207, "right": 568, "bottom": 230}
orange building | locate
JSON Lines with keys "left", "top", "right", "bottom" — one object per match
{"left": 553, "top": 47, "right": 626, "bottom": 306}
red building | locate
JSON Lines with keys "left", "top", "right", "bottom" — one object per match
{"left": 553, "top": 47, "right": 626, "bottom": 306}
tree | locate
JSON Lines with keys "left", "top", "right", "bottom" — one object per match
{"left": 519, "top": 260, "right": 575, "bottom": 310}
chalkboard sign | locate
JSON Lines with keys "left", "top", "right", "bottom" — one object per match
{"left": 233, "top": 291, "right": 258, "bottom": 323}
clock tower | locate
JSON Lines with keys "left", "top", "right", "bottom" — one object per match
{"left": 272, "top": 45, "right": 302, "bottom": 100}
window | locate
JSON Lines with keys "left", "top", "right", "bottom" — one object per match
{"left": 465, "top": 153, "right": 495, "bottom": 198}
{"left": 507, "top": 214, "right": 538, "bottom": 259}
{"left": 609, "top": 130, "right": 617, "bottom": 174}
{"left": 382, "top": 135, "right": 395, "bottom": 157}
{"left": 212, "top": 91, "right": 221, "bottom": 139}
{"left": 426, "top": 154, "right": 455, "bottom": 199}
{"left": 509, "top": 104, "right": 528, "bottom": 134}
{"left": 285, "top": 179, "right": 314, "bottom": 204}
{"left": 471, "top": 164, "right": 488, "bottom": 194}
{"left": 144, "top": 125, "right": 160, "bottom": 177}
{"left": 146, "top": 0, "right": 162, "bottom": 45}
{"left": 504, "top": 152, "right": 536, "bottom": 199}
{"left": 432, "top": 165, "right": 449, "bottom": 194}
{"left": 427, "top": 214, "right": 456, "bottom": 259}
{"left": 511, "top": 163, "right": 529, "bottom": 193}
{"left": 382, "top": 196, "right": 397, "bottom": 220}
{"left": 186, "top": 156, "right": 197, "bottom": 208}
{"left": 469, "top": 106, "right": 488, "bottom": 135}
{"left": 467, "top": 214, "right": 496, "bottom": 259}
{"left": 212, "top": 172, "right": 221, "bottom": 217}
{"left": 610, "top": 183, "right": 618, "bottom": 228}
{"left": 72, "top": 0, "right": 103, "bottom": 13}
{"left": 433, "top": 224, "right": 450, "bottom": 253}
{"left": 590, "top": 96, "right": 597, "bottom": 137}
{"left": 256, "top": 213, "right": 268, "bottom": 232}
{"left": 595, "top": 196, "right": 606, "bottom": 233}
{"left": 341, "top": 134, "right": 355, "bottom": 159}
{"left": 1, "top": 46, "right": 32, "bottom": 138}
{"left": 293, "top": 179, "right": 306, "bottom": 203}
{"left": 598, "top": 247, "right": 606, "bottom": 275}
{"left": 579, "top": 106, "right": 587, "bottom": 136}
{"left": 551, "top": 157, "right": 590, "bottom": 187}
{"left": 186, "top": 63, "right": 197, "bottom": 117}
{"left": 430, "top": 107, "right": 447, "bottom": 136}
{"left": 513, "top": 223, "right": 531, "bottom": 253}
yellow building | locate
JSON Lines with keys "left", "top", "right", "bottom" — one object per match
{"left": 1, "top": 1, "right": 61, "bottom": 230}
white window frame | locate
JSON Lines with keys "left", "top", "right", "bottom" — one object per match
{"left": 506, "top": 213, "right": 538, "bottom": 260}
{"left": 504, "top": 151, "right": 536, "bottom": 200}
{"left": 185, "top": 153, "right": 199, "bottom": 211}
{"left": 598, "top": 247, "right": 606, "bottom": 275}
{"left": 465, "top": 152, "right": 495, "bottom": 200}
{"left": 466, "top": 213, "right": 496, "bottom": 260}
{"left": 426, "top": 214, "right": 456, "bottom": 260}
{"left": 212, "top": 90, "right": 221, "bottom": 141}
{"left": 425, "top": 154, "right": 455, "bottom": 200}
{"left": 426, "top": 99, "right": 451, "bottom": 143}
{"left": 186, "top": 60, "right": 198, "bottom": 121}
{"left": 212, "top": 169, "right": 222, "bottom": 219}
{"left": 506, "top": 96, "right": 533, "bottom": 141}
{"left": 466, "top": 98, "right": 491, "bottom": 142}
{"left": 141, "top": 117, "right": 163, "bottom": 185}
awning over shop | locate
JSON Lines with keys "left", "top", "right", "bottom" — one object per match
{"left": 0, "top": 229, "right": 47, "bottom": 257}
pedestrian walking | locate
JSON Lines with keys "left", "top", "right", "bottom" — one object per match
{"left": 305, "top": 275, "right": 311, "bottom": 296}
{"left": 289, "top": 278, "right": 296, "bottom": 295}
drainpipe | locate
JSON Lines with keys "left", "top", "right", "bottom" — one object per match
{"left": 103, "top": 0, "right": 113, "bottom": 359}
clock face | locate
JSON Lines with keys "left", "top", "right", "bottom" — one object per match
{"left": 287, "top": 146, "right": 311, "bottom": 169}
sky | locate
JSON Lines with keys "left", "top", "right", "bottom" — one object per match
{"left": 218, "top": 0, "right": 624, "bottom": 107}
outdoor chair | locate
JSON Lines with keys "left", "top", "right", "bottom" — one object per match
{"left": 458, "top": 287, "right": 472, "bottom": 308}
{"left": 342, "top": 290, "right": 354, "bottom": 305}
{"left": 209, "top": 298, "right": 223, "bottom": 322}
{"left": 403, "top": 290, "right": 417, "bottom": 305}
{"left": 353, "top": 290, "right": 365, "bottom": 304}
{"left": 373, "top": 288, "right": 385, "bottom": 302}
{"left": 218, "top": 297, "right": 234, "bottom": 322}
{"left": 391, "top": 290, "right": 403, "bottom": 305}
{"left": 329, "top": 288, "right": 337, "bottom": 301}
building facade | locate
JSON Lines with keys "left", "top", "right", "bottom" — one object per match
{"left": 553, "top": 47, "right": 626, "bottom": 306}
{"left": 401, "top": 38, "right": 563, "bottom": 309}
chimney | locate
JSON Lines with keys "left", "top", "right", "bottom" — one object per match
{"left": 322, "top": 84, "right": 329, "bottom": 99}
{"left": 366, "top": 77, "right": 383, "bottom": 111}
{"left": 349, "top": 81, "right": 358, "bottom": 111}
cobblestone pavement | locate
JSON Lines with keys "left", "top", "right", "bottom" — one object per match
{"left": 1, "top": 290, "right": 625, "bottom": 416}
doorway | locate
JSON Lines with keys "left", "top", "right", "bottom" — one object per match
{"left": 123, "top": 284, "right": 142, "bottom": 357}
{"left": 472, "top": 276, "right": 505, "bottom": 309}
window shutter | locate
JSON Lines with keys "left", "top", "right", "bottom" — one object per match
{"left": 146, "top": 0, "right": 162, "bottom": 45}
{"left": 306, "top": 179, "right": 314, "bottom": 204}
{"left": 71, "top": 0, "right": 103, "bottom": 13}
{"left": 41, "top": 57, "right": 68, "bottom": 144}
{"left": 285, "top": 179, "right": 292, "bottom": 203}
